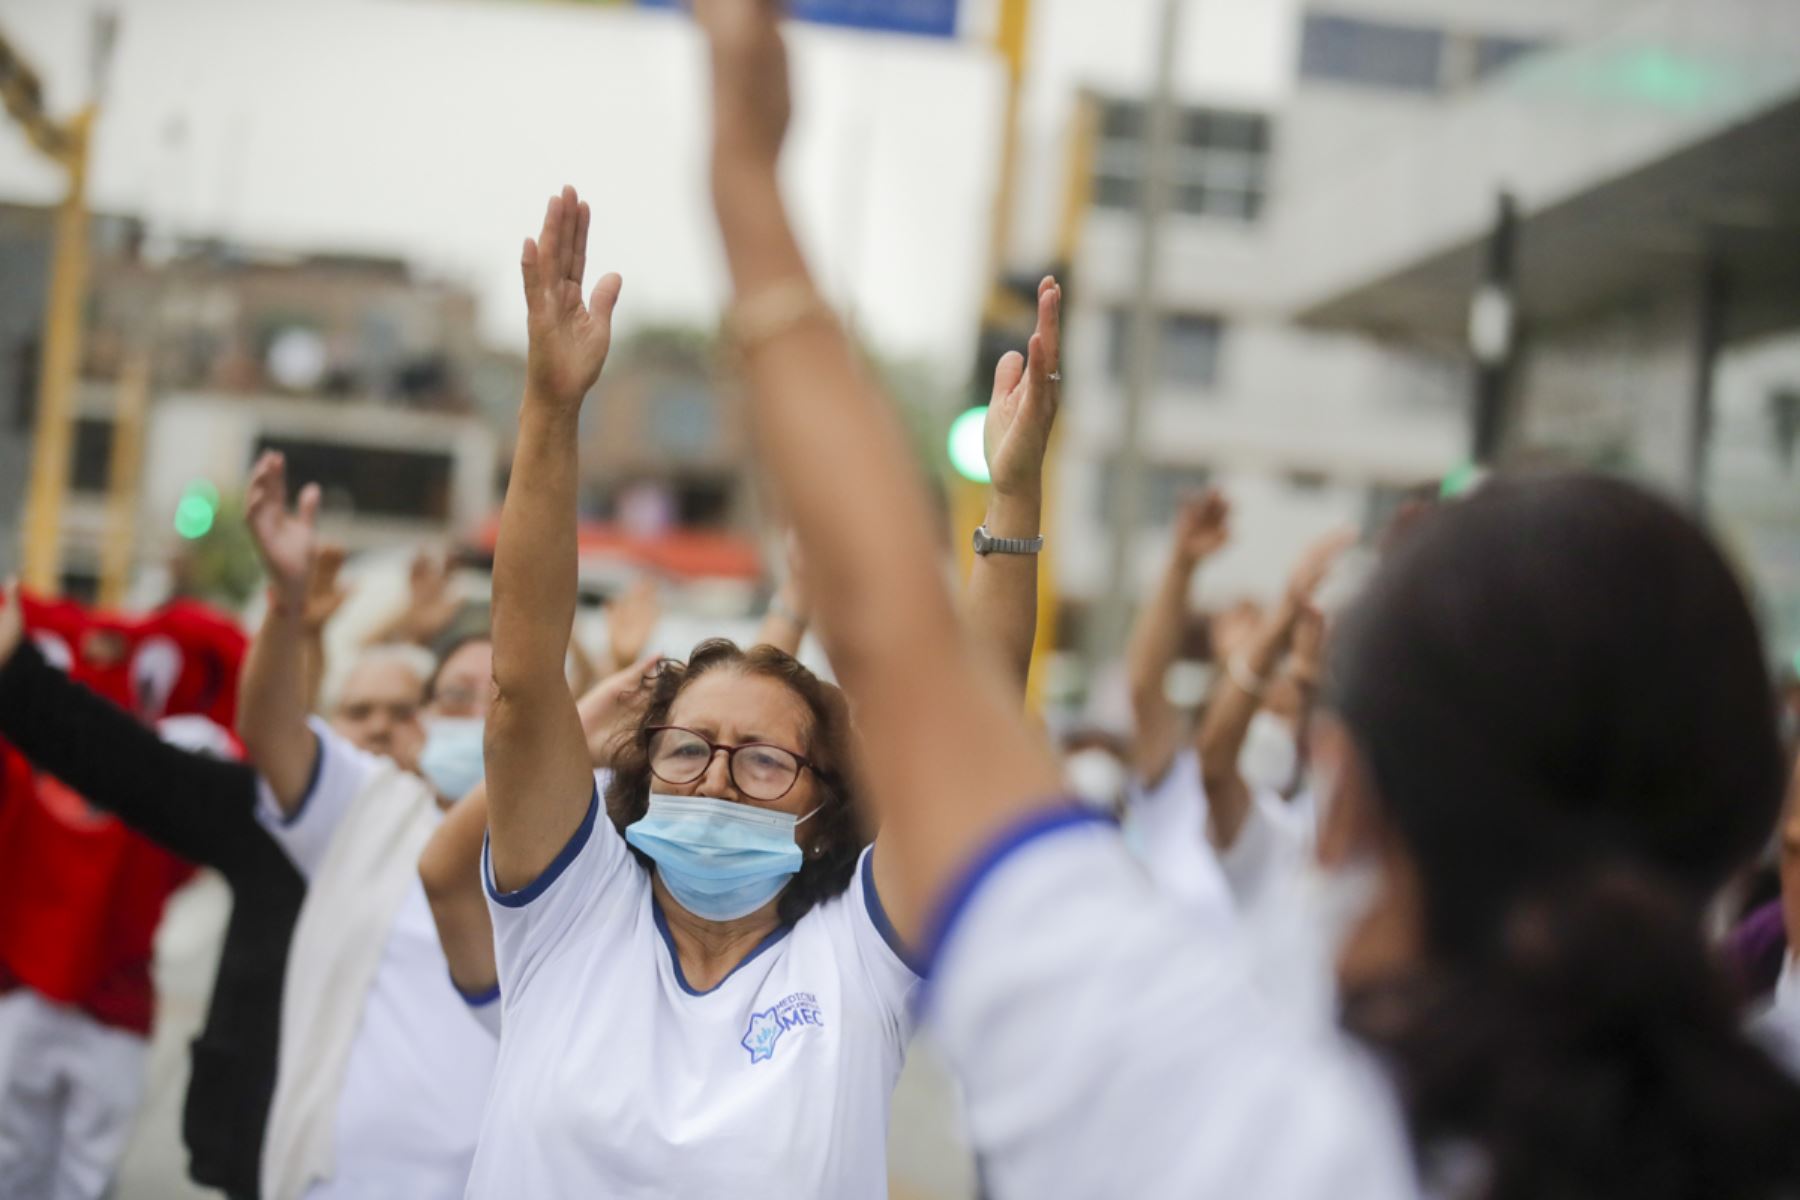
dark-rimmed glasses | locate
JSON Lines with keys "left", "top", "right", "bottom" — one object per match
{"left": 644, "top": 725, "right": 814, "bottom": 802}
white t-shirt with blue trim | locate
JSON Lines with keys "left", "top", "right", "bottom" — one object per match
{"left": 1750, "top": 953, "right": 1800, "bottom": 1080}
{"left": 1123, "top": 749, "right": 1234, "bottom": 920}
{"left": 254, "top": 719, "right": 498, "bottom": 1199}
{"left": 467, "top": 791, "right": 920, "bottom": 1198}
{"left": 923, "top": 811, "right": 1418, "bottom": 1199}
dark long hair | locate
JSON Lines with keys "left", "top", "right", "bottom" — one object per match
{"left": 1327, "top": 472, "right": 1800, "bottom": 1198}
{"left": 604, "top": 639, "right": 864, "bottom": 926}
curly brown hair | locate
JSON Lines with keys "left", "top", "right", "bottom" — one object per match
{"left": 603, "top": 639, "right": 866, "bottom": 926}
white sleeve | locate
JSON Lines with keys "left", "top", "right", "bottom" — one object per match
{"left": 483, "top": 770, "right": 635, "bottom": 1003}
{"left": 1217, "top": 787, "right": 1313, "bottom": 920}
{"left": 818, "top": 845, "right": 920, "bottom": 1050}
{"left": 457, "top": 982, "right": 503, "bottom": 1040}
{"left": 924, "top": 812, "right": 1418, "bottom": 1200}
{"left": 1749, "top": 954, "right": 1800, "bottom": 1081}
{"left": 253, "top": 716, "right": 382, "bottom": 879}
{"left": 1123, "top": 750, "right": 1234, "bottom": 920}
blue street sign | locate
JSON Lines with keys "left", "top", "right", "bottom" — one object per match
{"left": 637, "top": 0, "right": 958, "bottom": 38}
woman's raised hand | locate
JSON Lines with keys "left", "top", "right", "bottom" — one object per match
{"left": 693, "top": 0, "right": 790, "bottom": 177}
{"left": 984, "top": 277, "right": 1062, "bottom": 501}
{"left": 521, "top": 185, "right": 622, "bottom": 410}
{"left": 245, "top": 451, "right": 319, "bottom": 606}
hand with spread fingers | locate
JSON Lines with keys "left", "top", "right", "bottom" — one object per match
{"left": 694, "top": 0, "right": 791, "bottom": 179}
{"left": 984, "top": 277, "right": 1063, "bottom": 501}
{"left": 1172, "top": 489, "right": 1231, "bottom": 567}
{"left": 521, "top": 185, "right": 623, "bottom": 411}
{"left": 577, "top": 654, "right": 663, "bottom": 768}
{"left": 605, "top": 577, "right": 663, "bottom": 674}
{"left": 1285, "top": 527, "right": 1356, "bottom": 612}
{"left": 244, "top": 451, "right": 320, "bottom": 607}
{"left": 303, "top": 541, "right": 351, "bottom": 635}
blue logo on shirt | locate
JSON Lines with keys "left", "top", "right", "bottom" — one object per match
{"left": 742, "top": 992, "right": 824, "bottom": 1063}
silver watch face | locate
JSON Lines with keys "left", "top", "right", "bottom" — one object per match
{"left": 973, "top": 526, "right": 992, "bottom": 554}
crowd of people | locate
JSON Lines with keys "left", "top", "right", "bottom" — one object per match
{"left": 2, "top": 2, "right": 1800, "bottom": 1196}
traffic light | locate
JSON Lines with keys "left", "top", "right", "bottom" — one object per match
{"left": 1439, "top": 460, "right": 1484, "bottom": 499}
{"left": 174, "top": 480, "right": 221, "bottom": 539}
{"left": 947, "top": 406, "right": 990, "bottom": 483}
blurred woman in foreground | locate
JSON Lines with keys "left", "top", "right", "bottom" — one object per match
{"left": 691, "top": 2, "right": 1800, "bottom": 1196}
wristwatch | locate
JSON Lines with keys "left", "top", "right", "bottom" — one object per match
{"left": 972, "top": 525, "right": 1044, "bottom": 556}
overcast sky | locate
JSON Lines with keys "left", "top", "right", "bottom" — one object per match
{"left": 0, "top": 0, "right": 1300, "bottom": 374}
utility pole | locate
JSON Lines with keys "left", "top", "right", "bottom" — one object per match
{"left": 1, "top": 26, "right": 106, "bottom": 593}
{"left": 1468, "top": 190, "right": 1518, "bottom": 464}
{"left": 1089, "top": 0, "right": 1182, "bottom": 667}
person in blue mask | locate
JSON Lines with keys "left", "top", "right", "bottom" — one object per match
{"left": 416, "top": 634, "right": 493, "bottom": 803}
{"left": 236, "top": 453, "right": 497, "bottom": 1200}
{"left": 468, "top": 173, "right": 1060, "bottom": 1196}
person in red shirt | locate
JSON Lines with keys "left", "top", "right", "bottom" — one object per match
{"left": 0, "top": 590, "right": 245, "bottom": 1200}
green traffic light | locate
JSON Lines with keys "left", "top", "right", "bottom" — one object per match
{"left": 174, "top": 479, "right": 220, "bottom": 539}
{"left": 948, "top": 406, "right": 990, "bottom": 484}
{"left": 173, "top": 494, "right": 215, "bottom": 539}
{"left": 1440, "top": 461, "right": 1483, "bottom": 499}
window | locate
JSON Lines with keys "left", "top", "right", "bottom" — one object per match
{"left": 1770, "top": 389, "right": 1800, "bottom": 472}
{"left": 648, "top": 382, "right": 717, "bottom": 458}
{"left": 70, "top": 418, "right": 114, "bottom": 494}
{"left": 253, "top": 435, "right": 454, "bottom": 520}
{"left": 1300, "top": 14, "right": 1445, "bottom": 93}
{"left": 1474, "top": 36, "right": 1544, "bottom": 80}
{"left": 1363, "top": 482, "right": 1428, "bottom": 540}
{"left": 1107, "top": 310, "right": 1224, "bottom": 390}
{"left": 1097, "top": 461, "right": 1213, "bottom": 527}
{"left": 11, "top": 336, "right": 38, "bottom": 433}
{"left": 675, "top": 477, "right": 734, "bottom": 526}
{"left": 1093, "top": 99, "right": 1271, "bottom": 223}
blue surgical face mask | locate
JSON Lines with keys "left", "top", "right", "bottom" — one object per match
{"left": 419, "top": 716, "right": 485, "bottom": 801}
{"left": 626, "top": 792, "right": 821, "bottom": 922}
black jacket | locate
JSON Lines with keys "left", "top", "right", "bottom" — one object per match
{"left": 0, "top": 639, "right": 302, "bottom": 1199}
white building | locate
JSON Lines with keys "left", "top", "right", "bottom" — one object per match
{"left": 1023, "top": 0, "right": 1640, "bottom": 629}
{"left": 1281, "top": 0, "right": 1800, "bottom": 658}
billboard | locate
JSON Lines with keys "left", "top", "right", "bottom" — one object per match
{"left": 634, "top": 0, "right": 958, "bottom": 38}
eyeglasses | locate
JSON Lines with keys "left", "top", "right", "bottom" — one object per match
{"left": 644, "top": 725, "right": 815, "bottom": 802}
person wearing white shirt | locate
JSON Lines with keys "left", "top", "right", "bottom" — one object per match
{"left": 1194, "top": 530, "right": 1345, "bottom": 918}
{"left": 238, "top": 454, "right": 498, "bottom": 1200}
{"left": 692, "top": 6, "right": 1800, "bottom": 1194}
{"left": 1117, "top": 491, "right": 1235, "bottom": 917}
{"left": 471, "top": 174, "right": 1060, "bottom": 1195}
{"left": 1751, "top": 763, "right": 1800, "bottom": 1076}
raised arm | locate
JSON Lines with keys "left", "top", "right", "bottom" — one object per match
{"left": 698, "top": 1, "right": 1061, "bottom": 943}
{"left": 602, "top": 577, "right": 661, "bottom": 674}
{"left": 964, "top": 281, "right": 1061, "bottom": 695}
{"left": 1125, "top": 491, "right": 1229, "bottom": 785}
{"left": 362, "top": 549, "right": 461, "bottom": 650}
{"left": 1195, "top": 530, "right": 1349, "bottom": 850}
{"left": 420, "top": 779, "right": 498, "bottom": 997}
{"left": 753, "top": 532, "right": 810, "bottom": 655}
{"left": 302, "top": 540, "right": 349, "bottom": 712}
{"left": 420, "top": 652, "right": 655, "bottom": 998}
{"left": 484, "top": 188, "right": 623, "bottom": 892}
{"left": 239, "top": 452, "right": 325, "bottom": 812}
{"left": 0, "top": 581, "right": 256, "bottom": 862}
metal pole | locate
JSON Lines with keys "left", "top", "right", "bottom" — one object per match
{"left": 1469, "top": 190, "right": 1518, "bottom": 464}
{"left": 96, "top": 349, "right": 150, "bottom": 607}
{"left": 982, "top": 0, "right": 1033, "bottom": 320}
{"left": 21, "top": 107, "right": 94, "bottom": 593}
{"left": 1090, "top": 0, "right": 1182, "bottom": 666}
{"left": 1687, "top": 248, "right": 1726, "bottom": 513}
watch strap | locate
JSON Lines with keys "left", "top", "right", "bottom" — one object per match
{"left": 974, "top": 525, "right": 1044, "bottom": 556}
